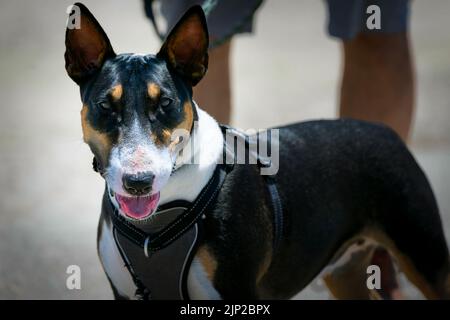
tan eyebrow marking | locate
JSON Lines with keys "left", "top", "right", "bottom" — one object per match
{"left": 147, "top": 82, "right": 160, "bottom": 99}
{"left": 110, "top": 84, "right": 123, "bottom": 101}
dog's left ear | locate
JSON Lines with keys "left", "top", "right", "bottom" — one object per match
{"left": 157, "top": 5, "right": 209, "bottom": 86}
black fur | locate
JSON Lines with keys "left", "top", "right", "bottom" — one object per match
{"left": 67, "top": 4, "right": 450, "bottom": 300}
{"left": 203, "top": 119, "right": 449, "bottom": 299}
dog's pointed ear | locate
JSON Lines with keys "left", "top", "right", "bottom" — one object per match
{"left": 157, "top": 5, "right": 209, "bottom": 86}
{"left": 64, "top": 3, "right": 115, "bottom": 84}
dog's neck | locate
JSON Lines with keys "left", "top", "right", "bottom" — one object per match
{"left": 159, "top": 103, "right": 224, "bottom": 205}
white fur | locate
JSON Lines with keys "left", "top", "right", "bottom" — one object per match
{"left": 159, "top": 106, "right": 223, "bottom": 204}
{"left": 98, "top": 222, "right": 137, "bottom": 299}
{"left": 187, "top": 258, "right": 222, "bottom": 299}
{"left": 100, "top": 103, "right": 223, "bottom": 298}
{"left": 106, "top": 118, "right": 174, "bottom": 197}
{"left": 319, "top": 237, "right": 378, "bottom": 277}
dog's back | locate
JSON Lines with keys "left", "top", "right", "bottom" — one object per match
{"left": 65, "top": 4, "right": 449, "bottom": 300}
{"left": 201, "top": 119, "right": 449, "bottom": 299}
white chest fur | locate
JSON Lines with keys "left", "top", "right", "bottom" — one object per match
{"left": 98, "top": 215, "right": 221, "bottom": 299}
{"left": 98, "top": 105, "right": 223, "bottom": 299}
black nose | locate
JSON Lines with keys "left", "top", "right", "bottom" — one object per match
{"left": 122, "top": 172, "right": 154, "bottom": 196}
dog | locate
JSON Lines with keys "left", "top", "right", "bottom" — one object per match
{"left": 65, "top": 3, "right": 450, "bottom": 299}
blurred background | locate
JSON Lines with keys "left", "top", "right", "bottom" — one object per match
{"left": 0, "top": 0, "right": 449, "bottom": 299}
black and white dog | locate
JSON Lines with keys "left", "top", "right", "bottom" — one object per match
{"left": 65, "top": 3, "right": 449, "bottom": 299}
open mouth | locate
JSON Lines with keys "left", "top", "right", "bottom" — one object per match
{"left": 114, "top": 192, "right": 160, "bottom": 220}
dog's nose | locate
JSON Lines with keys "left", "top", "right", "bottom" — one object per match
{"left": 122, "top": 172, "right": 154, "bottom": 196}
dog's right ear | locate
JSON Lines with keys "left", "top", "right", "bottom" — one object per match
{"left": 64, "top": 3, "right": 115, "bottom": 84}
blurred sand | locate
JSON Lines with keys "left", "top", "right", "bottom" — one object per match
{"left": 0, "top": 0, "right": 449, "bottom": 299}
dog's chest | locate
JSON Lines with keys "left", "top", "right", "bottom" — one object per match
{"left": 98, "top": 220, "right": 136, "bottom": 298}
{"left": 98, "top": 218, "right": 221, "bottom": 299}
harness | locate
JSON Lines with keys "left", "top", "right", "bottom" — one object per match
{"left": 96, "top": 126, "right": 283, "bottom": 300}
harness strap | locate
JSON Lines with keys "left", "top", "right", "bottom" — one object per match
{"left": 221, "top": 124, "right": 284, "bottom": 250}
{"left": 112, "top": 226, "right": 152, "bottom": 300}
{"left": 101, "top": 125, "right": 283, "bottom": 300}
{"left": 109, "top": 162, "right": 231, "bottom": 256}
{"left": 264, "top": 175, "right": 283, "bottom": 250}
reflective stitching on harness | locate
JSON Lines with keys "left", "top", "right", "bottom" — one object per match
{"left": 102, "top": 126, "right": 284, "bottom": 300}
{"left": 112, "top": 211, "right": 146, "bottom": 246}
{"left": 149, "top": 168, "right": 218, "bottom": 242}
{"left": 149, "top": 176, "right": 222, "bottom": 252}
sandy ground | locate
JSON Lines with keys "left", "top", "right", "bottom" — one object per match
{"left": 0, "top": 0, "right": 449, "bottom": 299}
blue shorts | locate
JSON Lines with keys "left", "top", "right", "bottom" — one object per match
{"left": 326, "top": 0, "right": 410, "bottom": 40}
{"left": 145, "top": 0, "right": 410, "bottom": 45}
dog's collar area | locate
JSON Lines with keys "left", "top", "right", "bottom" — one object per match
{"left": 100, "top": 125, "right": 284, "bottom": 300}
{"left": 170, "top": 101, "right": 200, "bottom": 175}
{"left": 105, "top": 162, "right": 230, "bottom": 300}
{"left": 108, "top": 161, "right": 231, "bottom": 254}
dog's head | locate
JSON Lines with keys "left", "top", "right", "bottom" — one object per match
{"left": 65, "top": 3, "right": 208, "bottom": 220}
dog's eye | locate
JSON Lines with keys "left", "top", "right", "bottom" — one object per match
{"left": 96, "top": 101, "right": 110, "bottom": 111}
{"left": 160, "top": 97, "right": 172, "bottom": 108}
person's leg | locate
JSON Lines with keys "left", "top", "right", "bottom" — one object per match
{"left": 339, "top": 32, "right": 414, "bottom": 141}
{"left": 337, "top": 32, "right": 414, "bottom": 298}
{"left": 193, "top": 41, "right": 232, "bottom": 124}
{"left": 325, "top": 0, "right": 412, "bottom": 299}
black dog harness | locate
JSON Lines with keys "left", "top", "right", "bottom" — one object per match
{"left": 97, "top": 126, "right": 283, "bottom": 300}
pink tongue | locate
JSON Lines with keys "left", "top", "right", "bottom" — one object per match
{"left": 115, "top": 192, "right": 160, "bottom": 219}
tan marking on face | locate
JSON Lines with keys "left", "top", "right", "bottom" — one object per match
{"left": 161, "top": 128, "right": 172, "bottom": 144}
{"left": 80, "top": 104, "right": 112, "bottom": 164}
{"left": 147, "top": 82, "right": 160, "bottom": 99}
{"left": 110, "top": 84, "right": 123, "bottom": 101}
{"left": 169, "top": 136, "right": 181, "bottom": 153}
{"left": 152, "top": 101, "right": 194, "bottom": 147}
{"left": 196, "top": 245, "right": 217, "bottom": 282}
{"left": 177, "top": 101, "right": 194, "bottom": 132}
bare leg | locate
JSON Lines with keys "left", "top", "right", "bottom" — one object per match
{"left": 339, "top": 32, "right": 415, "bottom": 141}
{"left": 194, "top": 41, "right": 232, "bottom": 124}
